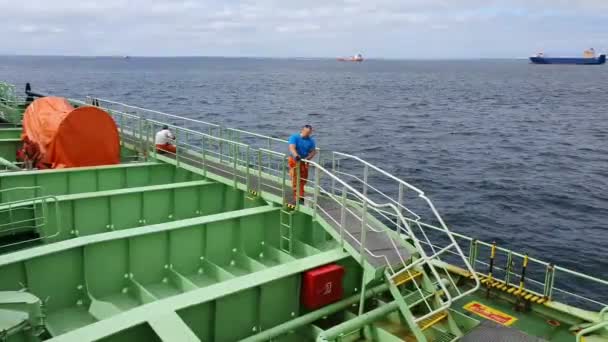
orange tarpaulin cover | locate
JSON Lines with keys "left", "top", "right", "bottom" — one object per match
{"left": 21, "top": 97, "right": 120, "bottom": 168}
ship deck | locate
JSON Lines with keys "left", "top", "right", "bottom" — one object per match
{"left": 0, "top": 87, "right": 606, "bottom": 342}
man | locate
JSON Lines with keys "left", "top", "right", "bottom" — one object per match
{"left": 288, "top": 124, "right": 316, "bottom": 204}
{"left": 155, "top": 125, "right": 176, "bottom": 154}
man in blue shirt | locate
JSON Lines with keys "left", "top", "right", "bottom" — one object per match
{"left": 288, "top": 124, "right": 316, "bottom": 204}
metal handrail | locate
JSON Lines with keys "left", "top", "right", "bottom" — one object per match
{"left": 81, "top": 96, "right": 480, "bottom": 322}
{"left": 256, "top": 149, "right": 439, "bottom": 316}
{"left": 330, "top": 152, "right": 608, "bottom": 310}
{"left": 300, "top": 159, "right": 473, "bottom": 321}
{"left": 80, "top": 95, "right": 608, "bottom": 315}
{"left": 576, "top": 321, "right": 608, "bottom": 342}
{"left": 416, "top": 218, "right": 608, "bottom": 310}
{"left": 575, "top": 306, "right": 608, "bottom": 342}
{"left": 330, "top": 151, "right": 479, "bottom": 300}
{"left": 86, "top": 97, "right": 221, "bottom": 130}
{"left": 0, "top": 187, "right": 62, "bottom": 250}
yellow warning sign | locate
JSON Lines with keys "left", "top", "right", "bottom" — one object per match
{"left": 463, "top": 301, "right": 518, "bottom": 326}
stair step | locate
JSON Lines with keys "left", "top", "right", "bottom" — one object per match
{"left": 403, "top": 289, "right": 433, "bottom": 306}
{"left": 392, "top": 270, "right": 422, "bottom": 286}
{"left": 433, "top": 330, "right": 457, "bottom": 342}
{"left": 419, "top": 311, "right": 448, "bottom": 331}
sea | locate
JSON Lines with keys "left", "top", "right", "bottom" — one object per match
{"left": 1, "top": 56, "right": 606, "bottom": 305}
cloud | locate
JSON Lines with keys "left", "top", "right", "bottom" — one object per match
{"left": 0, "top": 0, "right": 606, "bottom": 57}
{"left": 15, "top": 24, "right": 65, "bottom": 34}
{"left": 276, "top": 24, "right": 321, "bottom": 33}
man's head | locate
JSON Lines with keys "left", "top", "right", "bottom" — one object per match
{"left": 162, "top": 125, "right": 169, "bottom": 130}
{"left": 300, "top": 124, "right": 313, "bottom": 138}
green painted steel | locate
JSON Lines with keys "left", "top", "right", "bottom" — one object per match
{"left": 0, "top": 203, "right": 353, "bottom": 341}
{"left": 0, "top": 162, "right": 201, "bottom": 203}
{"left": 0, "top": 156, "right": 19, "bottom": 170}
{"left": 241, "top": 284, "right": 390, "bottom": 342}
{"left": 0, "top": 139, "right": 19, "bottom": 162}
{"left": 0, "top": 179, "right": 264, "bottom": 246}
{"left": 0, "top": 128, "right": 21, "bottom": 139}
{"left": 0, "top": 291, "right": 45, "bottom": 342}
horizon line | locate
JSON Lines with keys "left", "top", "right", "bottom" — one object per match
{"left": 0, "top": 54, "right": 529, "bottom": 60}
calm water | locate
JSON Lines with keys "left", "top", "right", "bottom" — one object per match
{"left": 1, "top": 56, "right": 606, "bottom": 301}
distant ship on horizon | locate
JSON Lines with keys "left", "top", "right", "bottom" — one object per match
{"left": 337, "top": 53, "right": 364, "bottom": 62}
{"left": 530, "top": 48, "right": 606, "bottom": 65}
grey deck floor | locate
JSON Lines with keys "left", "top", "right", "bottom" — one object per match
{"left": 461, "top": 321, "right": 548, "bottom": 342}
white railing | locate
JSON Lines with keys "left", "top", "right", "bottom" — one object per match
{"left": 84, "top": 99, "right": 477, "bottom": 323}
{"left": 329, "top": 151, "right": 481, "bottom": 305}
{"left": 0, "top": 186, "right": 61, "bottom": 250}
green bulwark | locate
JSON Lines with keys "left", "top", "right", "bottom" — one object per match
{"left": 0, "top": 88, "right": 606, "bottom": 342}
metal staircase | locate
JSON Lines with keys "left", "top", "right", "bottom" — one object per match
{"left": 297, "top": 158, "right": 476, "bottom": 341}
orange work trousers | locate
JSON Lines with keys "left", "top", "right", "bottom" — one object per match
{"left": 156, "top": 143, "right": 176, "bottom": 154}
{"left": 288, "top": 157, "right": 309, "bottom": 201}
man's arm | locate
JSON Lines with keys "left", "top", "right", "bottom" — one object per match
{"left": 306, "top": 149, "right": 317, "bottom": 160}
{"left": 289, "top": 144, "right": 299, "bottom": 158}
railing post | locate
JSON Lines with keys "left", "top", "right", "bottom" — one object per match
{"left": 219, "top": 128, "right": 224, "bottom": 164}
{"left": 233, "top": 144, "right": 238, "bottom": 189}
{"left": 119, "top": 113, "right": 124, "bottom": 148}
{"left": 175, "top": 128, "right": 180, "bottom": 168}
{"left": 257, "top": 150, "right": 262, "bottom": 195}
{"left": 295, "top": 161, "right": 301, "bottom": 209}
{"left": 504, "top": 251, "right": 513, "bottom": 286}
{"left": 267, "top": 138, "right": 272, "bottom": 174}
{"left": 340, "top": 185, "right": 347, "bottom": 249}
{"left": 468, "top": 239, "right": 478, "bottom": 273}
{"left": 137, "top": 114, "right": 143, "bottom": 154}
{"left": 543, "top": 264, "right": 555, "bottom": 300}
{"left": 362, "top": 164, "right": 369, "bottom": 196}
{"left": 144, "top": 121, "right": 150, "bottom": 161}
{"left": 281, "top": 155, "right": 287, "bottom": 206}
{"left": 316, "top": 148, "right": 322, "bottom": 167}
{"left": 360, "top": 201, "right": 368, "bottom": 266}
{"left": 397, "top": 183, "right": 404, "bottom": 214}
{"left": 245, "top": 146, "right": 250, "bottom": 192}
{"left": 312, "top": 165, "right": 320, "bottom": 220}
{"left": 201, "top": 136, "right": 207, "bottom": 177}
{"left": 331, "top": 153, "right": 336, "bottom": 196}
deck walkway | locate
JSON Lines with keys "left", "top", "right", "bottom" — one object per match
{"left": 164, "top": 150, "right": 411, "bottom": 270}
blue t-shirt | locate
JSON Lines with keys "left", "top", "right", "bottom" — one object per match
{"left": 288, "top": 134, "right": 316, "bottom": 157}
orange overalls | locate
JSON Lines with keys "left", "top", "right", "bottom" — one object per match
{"left": 288, "top": 157, "right": 309, "bottom": 202}
{"left": 156, "top": 143, "right": 176, "bottom": 154}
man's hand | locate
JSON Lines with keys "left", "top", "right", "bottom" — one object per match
{"left": 294, "top": 155, "right": 302, "bottom": 162}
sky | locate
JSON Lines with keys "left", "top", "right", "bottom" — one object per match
{"left": 1, "top": 0, "right": 607, "bottom": 58}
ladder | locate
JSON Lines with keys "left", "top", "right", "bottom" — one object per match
{"left": 279, "top": 209, "right": 294, "bottom": 254}
{"left": 385, "top": 267, "right": 462, "bottom": 342}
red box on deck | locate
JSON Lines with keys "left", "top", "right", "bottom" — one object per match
{"left": 301, "top": 264, "right": 345, "bottom": 310}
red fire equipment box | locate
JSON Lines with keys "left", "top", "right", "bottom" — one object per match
{"left": 301, "top": 264, "right": 345, "bottom": 310}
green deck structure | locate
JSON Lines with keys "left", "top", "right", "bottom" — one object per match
{"left": 0, "top": 82, "right": 606, "bottom": 342}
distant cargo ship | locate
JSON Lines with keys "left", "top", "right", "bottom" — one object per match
{"left": 337, "top": 53, "right": 364, "bottom": 62}
{"left": 530, "top": 48, "right": 606, "bottom": 65}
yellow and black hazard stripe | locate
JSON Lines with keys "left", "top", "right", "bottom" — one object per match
{"left": 468, "top": 253, "right": 549, "bottom": 305}
{"left": 483, "top": 242, "right": 497, "bottom": 286}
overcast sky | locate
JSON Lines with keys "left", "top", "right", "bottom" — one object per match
{"left": 1, "top": 0, "right": 607, "bottom": 58}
